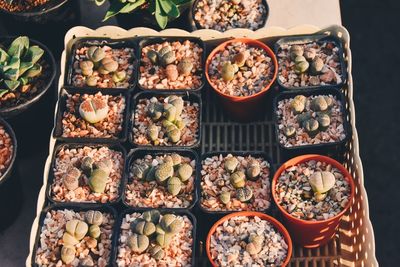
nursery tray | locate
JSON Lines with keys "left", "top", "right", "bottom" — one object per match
{"left": 26, "top": 25, "right": 377, "bottom": 267}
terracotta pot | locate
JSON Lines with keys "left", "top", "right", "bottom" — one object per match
{"left": 272, "top": 154, "right": 355, "bottom": 248}
{"left": 205, "top": 38, "right": 278, "bottom": 121}
{"left": 206, "top": 211, "right": 292, "bottom": 267}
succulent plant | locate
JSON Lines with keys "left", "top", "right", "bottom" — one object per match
{"left": 61, "top": 245, "right": 76, "bottom": 264}
{"left": 221, "top": 62, "right": 235, "bottom": 82}
{"left": 317, "top": 113, "right": 331, "bottom": 131}
{"left": 63, "top": 167, "right": 81, "bottom": 191}
{"left": 86, "top": 75, "right": 98, "bottom": 87}
{"left": 232, "top": 52, "right": 246, "bottom": 67}
{"left": 310, "top": 57, "right": 324, "bottom": 75}
{"left": 87, "top": 46, "right": 105, "bottom": 63}
{"left": 309, "top": 171, "right": 336, "bottom": 195}
{"left": 102, "top": 57, "right": 119, "bottom": 73}
{"left": 147, "top": 124, "right": 160, "bottom": 142}
{"left": 164, "top": 103, "right": 178, "bottom": 122}
{"left": 230, "top": 171, "right": 246, "bottom": 189}
{"left": 165, "top": 64, "right": 179, "bottom": 81}
{"left": 156, "top": 232, "right": 173, "bottom": 248}
{"left": 304, "top": 47, "right": 316, "bottom": 61}
{"left": 168, "top": 95, "right": 184, "bottom": 116}
{"left": 86, "top": 237, "right": 98, "bottom": 249}
{"left": 236, "top": 186, "right": 253, "bottom": 202}
{"left": 149, "top": 245, "right": 165, "bottom": 260}
{"left": 177, "top": 163, "right": 193, "bottom": 182}
{"left": 310, "top": 96, "right": 328, "bottom": 112}
{"left": 112, "top": 70, "right": 127, "bottom": 83}
{"left": 167, "top": 127, "right": 181, "bottom": 143}
{"left": 66, "top": 219, "right": 89, "bottom": 241}
{"left": 80, "top": 60, "right": 94, "bottom": 76}
{"left": 160, "top": 214, "right": 183, "bottom": 234}
{"left": 289, "top": 45, "right": 304, "bottom": 60}
{"left": 174, "top": 119, "right": 185, "bottom": 130}
{"left": 95, "top": 158, "right": 113, "bottom": 175}
{"left": 159, "top": 46, "right": 172, "bottom": 58}
{"left": 167, "top": 176, "right": 182, "bottom": 196}
{"left": 304, "top": 118, "right": 320, "bottom": 136}
{"left": 81, "top": 156, "right": 94, "bottom": 176}
{"left": 79, "top": 98, "right": 109, "bottom": 124}
{"left": 177, "top": 58, "right": 193, "bottom": 76}
{"left": 127, "top": 233, "right": 149, "bottom": 254}
{"left": 143, "top": 210, "right": 161, "bottom": 224}
{"left": 224, "top": 156, "right": 239, "bottom": 173}
{"left": 249, "top": 233, "right": 264, "bottom": 246}
{"left": 88, "top": 169, "right": 108, "bottom": 193}
{"left": 296, "top": 111, "right": 312, "bottom": 127}
{"left": 155, "top": 163, "right": 174, "bottom": 184}
{"left": 219, "top": 191, "right": 231, "bottom": 204}
{"left": 132, "top": 219, "right": 156, "bottom": 236}
{"left": 324, "top": 96, "right": 333, "bottom": 107}
{"left": 284, "top": 126, "right": 296, "bottom": 138}
{"left": 246, "top": 159, "right": 261, "bottom": 180}
{"left": 132, "top": 162, "right": 150, "bottom": 180}
{"left": 89, "top": 224, "right": 101, "bottom": 239}
{"left": 245, "top": 241, "right": 262, "bottom": 255}
{"left": 294, "top": 56, "right": 309, "bottom": 74}
{"left": 145, "top": 166, "right": 157, "bottom": 182}
{"left": 147, "top": 50, "right": 159, "bottom": 65}
{"left": 160, "top": 51, "right": 176, "bottom": 66}
{"left": 85, "top": 210, "right": 103, "bottom": 226}
{"left": 62, "top": 232, "right": 79, "bottom": 246}
{"left": 290, "top": 98, "right": 305, "bottom": 114}
{"left": 156, "top": 224, "right": 166, "bottom": 235}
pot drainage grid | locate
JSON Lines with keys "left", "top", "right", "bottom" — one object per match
{"left": 199, "top": 87, "right": 342, "bottom": 266}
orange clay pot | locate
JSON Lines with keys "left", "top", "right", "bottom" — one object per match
{"left": 206, "top": 211, "right": 292, "bottom": 267}
{"left": 272, "top": 155, "right": 355, "bottom": 248}
{"left": 205, "top": 38, "right": 278, "bottom": 121}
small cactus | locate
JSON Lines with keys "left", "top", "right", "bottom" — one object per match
{"left": 132, "top": 219, "right": 156, "bottom": 236}
{"left": 85, "top": 210, "right": 103, "bottom": 226}
{"left": 149, "top": 245, "right": 165, "bottom": 260}
{"left": 165, "top": 64, "right": 179, "bottom": 81}
{"left": 289, "top": 45, "right": 304, "bottom": 60}
{"left": 177, "top": 163, "right": 193, "bottom": 182}
{"left": 246, "top": 159, "right": 261, "bottom": 180}
{"left": 87, "top": 46, "right": 105, "bottom": 63}
{"left": 79, "top": 60, "right": 94, "bottom": 76}
{"left": 156, "top": 232, "right": 173, "bottom": 248}
{"left": 79, "top": 98, "right": 109, "bottom": 124}
{"left": 63, "top": 167, "right": 81, "bottom": 191}
{"left": 62, "top": 232, "right": 79, "bottom": 246}
{"left": 221, "top": 62, "right": 235, "bottom": 82}
{"left": 317, "top": 113, "right": 331, "bottom": 131}
{"left": 284, "top": 126, "right": 296, "bottom": 138}
{"left": 310, "top": 96, "right": 328, "bottom": 112}
{"left": 66, "top": 219, "right": 88, "bottom": 241}
{"left": 224, "top": 156, "right": 239, "bottom": 173}
{"left": 309, "top": 171, "right": 336, "bottom": 194}
{"left": 132, "top": 162, "right": 150, "bottom": 180}
{"left": 230, "top": 171, "right": 246, "bottom": 189}
{"left": 232, "top": 52, "right": 246, "bottom": 67}
{"left": 147, "top": 124, "right": 159, "bottom": 142}
{"left": 89, "top": 224, "right": 101, "bottom": 239}
{"left": 155, "top": 163, "right": 174, "bottom": 184}
{"left": 127, "top": 234, "right": 149, "bottom": 254}
{"left": 88, "top": 169, "right": 108, "bottom": 193}
{"left": 143, "top": 210, "right": 161, "bottom": 224}
{"left": 147, "top": 102, "right": 164, "bottom": 121}
{"left": 310, "top": 57, "right": 324, "bottom": 75}
{"left": 219, "top": 191, "right": 231, "bottom": 204}
{"left": 81, "top": 156, "right": 94, "bottom": 176}
{"left": 304, "top": 118, "right": 320, "bottom": 136}
{"left": 147, "top": 50, "right": 159, "bottom": 65}
{"left": 112, "top": 70, "right": 127, "bottom": 83}
{"left": 167, "top": 177, "right": 182, "bottom": 196}
{"left": 236, "top": 186, "right": 253, "bottom": 202}
{"left": 61, "top": 245, "right": 76, "bottom": 264}
{"left": 177, "top": 58, "right": 193, "bottom": 76}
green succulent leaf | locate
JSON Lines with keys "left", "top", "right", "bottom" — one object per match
{"left": 0, "top": 89, "right": 9, "bottom": 97}
{"left": 4, "top": 68, "right": 20, "bottom": 81}
{"left": 24, "top": 46, "right": 44, "bottom": 65}
{"left": 2, "top": 56, "right": 20, "bottom": 73}
{"left": 19, "top": 76, "right": 29, "bottom": 86}
{"left": 23, "top": 64, "right": 42, "bottom": 78}
{"left": 119, "top": 0, "right": 146, "bottom": 13}
{"left": 19, "top": 62, "right": 34, "bottom": 76}
{"left": 159, "top": 0, "right": 180, "bottom": 18}
{"left": 103, "top": 2, "right": 126, "bottom": 20}
{"left": 0, "top": 48, "right": 9, "bottom": 64}
{"left": 4, "top": 80, "right": 20, "bottom": 91}
{"left": 155, "top": 0, "right": 168, "bottom": 29}
{"left": 7, "top": 36, "right": 29, "bottom": 58}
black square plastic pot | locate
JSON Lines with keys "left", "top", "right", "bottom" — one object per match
{"left": 30, "top": 203, "right": 118, "bottom": 267}
{"left": 191, "top": 0, "right": 270, "bottom": 31}
{"left": 53, "top": 87, "right": 130, "bottom": 143}
{"left": 110, "top": 208, "right": 197, "bottom": 267}
{"left": 137, "top": 36, "right": 206, "bottom": 94}
{"left": 46, "top": 142, "right": 127, "bottom": 205}
{"left": 129, "top": 91, "right": 202, "bottom": 149}
{"left": 273, "top": 87, "right": 351, "bottom": 162}
{"left": 274, "top": 34, "right": 347, "bottom": 91}
{"left": 65, "top": 37, "right": 138, "bottom": 93}
{"left": 122, "top": 147, "right": 200, "bottom": 210}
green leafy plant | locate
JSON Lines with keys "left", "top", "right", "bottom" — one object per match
{"left": 94, "top": 0, "right": 191, "bottom": 29}
{"left": 0, "top": 36, "right": 44, "bottom": 98}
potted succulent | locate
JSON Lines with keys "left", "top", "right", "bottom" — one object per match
{"left": 206, "top": 211, "right": 292, "bottom": 266}
{"left": 114, "top": 209, "right": 196, "bottom": 266}
{"left": 192, "top": 0, "right": 269, "bottom": 31}
{"left": 47, "top": 143, "right": 126, "bottom": 204}
{"left": 32, "top": 204, "right": 117, "bottom": 266}
{"left": 131, "top": 92, "right": 201, "bottom": 148}
{"left": 206, "top": 38, "right": 277, "bottom": 121}
{"left": 124, "top": 148, "right": 198, "bottom": 209}
{"left": 199, "top": 152, "right": 272, "bottom": 214}
{"left": 0, "top": 36, "right": 56, "bottom": 118}
{"left": 94, "top": 0, "right": 193, "bottom": 29}
{"left": 272, "top": 154, "right": 355, "bottom": 248}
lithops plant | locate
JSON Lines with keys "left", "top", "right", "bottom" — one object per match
{"left": 219, "top": 191, "right": 231, "bottom": 204}
{"left": 149, "top": 245, "right": 165, "bottom": 260}
{"left": 156, "top": 232, "right": 173, "bottom": 248}
{"left": 88, "top": 168, "right": 108, "bottom": 193}
{"left": 294, "top": 56, "right": 309, "bottom": 74}
{"left": 309, "top": 171, "right": 336, "bottom": 201}
{"left": 160, "top": 214, "right": 184, "bottom": 234}
{"left": 290, "top": 96, "right": 306, "bottom": 114}
{"left": 304, "top": 118, "right": 320, "bottom": 136}
{"left": 81, "top": 156, "right": 94, "bottom": 176}
{"left": 283, "top": 125, "right": 296, "bottom": 138}
{"left": 143, "top": 210, "right": 161, "bottom": 224}
{"left": 61, "top": 245, "right": 76, "bottom": 264}
{"left": 310, "top": 96, "right": 329, "bottom": 112}
{"left": 79, "top": 98, "right": 109, "bottom": 124}
{"left": 221, "top": 62, "right": 235, "bottom": 82}
{"left": 63, "top": 167, "right": 81, "bottom": 191}
{"left": 317, "top": 113, "right": 331, "bottom": 131}
{"left": 177, "top": 163, "right": 193, "bottom": 182}
{"left": 224, "top": 156, "right": 239, "bottom": 173}
{"left": 246, "top": 159, "right": 261, "bottom": 180}
{"left": 155, "top": 163, "right": 174, "bottom": 184}
{"left": 89, "top": 224, "right": 101, "bottom": 239}
{"left": 132, "top": 219, "right": 156, "bottom": 236}
{"left": 310, "top": 57, "right": 324, "bottom": 75}
{"left": 289, "top": 45, "right": 304, "bottom": 60}
{"left": 167, "top": 177, "right": 182, "bottom": 196}
{"left": 230, "top": 171, "right": 246, "bottom": 189}
{"left": 127, "top": 233, "right": 150, "bottom": 254}
{"left": 65, "top": 219, "right": 89, "bottom": 241}
{"left": 147, "top": 124, "right": 160, "bottom": 142}
{"left": 236, "top": 186, "right": 253, "bottom": 202}
{"left": 177, "top": 58, "right": 193, "bottom": 76}
{"left": 87, "top": 46, "right": 105, "bottom": 63}
{"left": 85, "top": 210, "right": 103, "bottom": 226}
{"left": 147, "top": 101, "right": 164, "bottom": 121}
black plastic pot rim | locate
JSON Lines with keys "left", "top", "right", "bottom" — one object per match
{"left": 122, "top": 147, "right": 200, "bottom": 210}
{"left": 136, "top": 36, "right": 206, "bottom": 94}
{"left": 45, "top": 142, "right": 127, "bottom": 206}
{"left": 0, "top": 117, "right": 17, "bottom": 187}
{"left": 110, "top": 208, "right": 197, "bottom": 267}
{"left": 65, "top": 36, "right": 139, "bottom": 93}
{"left": 0, "top": 0, "right": 69, "bottom": 17}
{"left": 129, "top": 91, "right": 203, "bottom": 149}
{"left": 191, "top": 0, "right": 270, "bottom": 31}
{"left": 53, "top": 87, "right": 130, "bottom": 144}
{"left": 197, "top": 151, "right": 274, "bottom": 215}
{"left": 31, "top": 203, "right": 119, "bottom": 267}
{"left": 0, "top": 37, "right": 56, "bottom": 118}
{"left": 272, "top": 86, "right": 352, "bottom": 152}
{"left": 274, "top": 34, "right": 348, "bottom": 92}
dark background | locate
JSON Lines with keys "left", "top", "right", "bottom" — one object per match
{"left": 0, "top": 0, "right": 397, "bottom": 266}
